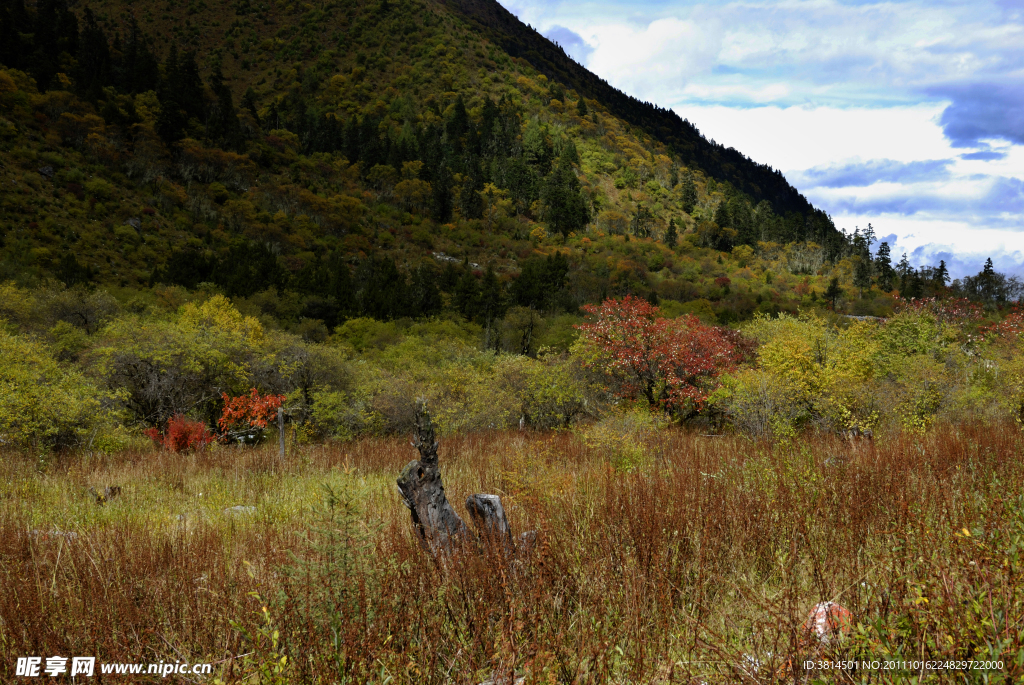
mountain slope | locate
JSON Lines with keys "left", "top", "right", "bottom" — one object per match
{"left": 0, "top": 0, "right": 856, "bottom": 328}
{"left": 441, "top": 0, "right": 825, "bottom": 222}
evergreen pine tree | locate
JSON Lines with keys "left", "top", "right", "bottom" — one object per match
{"left": 576, "top": 96, "right": 588, "bottom": 117}
{"left": 409, "top": 265, "right": 442, "bottom": 317}
{"left": 328, "top": 252, "right": 355, "bottom": 317}
{"left": 630, "top": 203, "right": 653, "bottom": 238}
{"left": 156, "top": 45, "right": 188, "bottom": 143}
{"left": 874, "top": 241, "right": 894, "bottom": 291}
{"left": 681, "top": 174, "right": 697, "bottom": 215}
{"left": 542, "top": 145, "right": 589, "bottom": 236}
{"left": 76, "top": 8, "right": 110, "bottom": 100}
{"left": 117, "top": 16, "right": 159, "bottom": 93}
{"left": 478, "top": 265, "right": 505, "bottom": 323}
{"left": 207, "top": 65, "right": 242, "bottom": 150}
{"left": 664, "top": 218, "right": 678, "bottom": 248}
{"left": 896, "top": 253, "right": 912, "bottom": 293}
{"left": 853, "top": 255, "right": 873, "bottom": 297}
{"left": 979, "top": 258, "right": 997, "bottom": 301}
{"left": 454, "top": 268, "right": 480, "bottom": 320}
{"left": 713, "top": 201, "right": 730, "bottom": 228}
{"left": 824, "top": 277, "right": 843, "bottom": 309}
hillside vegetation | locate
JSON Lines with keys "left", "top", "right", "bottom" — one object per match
{"left": 1, "top": 0, "right": 1023, "bottom": 450}
{"left": 4, "top": 0, "right": 1024, "bottom": 681}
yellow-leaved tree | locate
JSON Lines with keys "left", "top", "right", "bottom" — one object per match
{"left": 94, "top": 295, "right": 271, "bottom": 427}
{"left": 0, "top": 327, "right": 116, "bottom": 449}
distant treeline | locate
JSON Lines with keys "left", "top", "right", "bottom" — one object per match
{"left": 153, "top": 243, "right": 573, "bottom": 328}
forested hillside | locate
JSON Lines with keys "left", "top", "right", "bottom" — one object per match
{"left": 0, "top": 0, "right": 856, "bottom": 306}
{"left": 2, "top": 0, "right": 1022, "bottom": 452}
{"left": 6, "top": 3, "right": 1024, "bottom": 677}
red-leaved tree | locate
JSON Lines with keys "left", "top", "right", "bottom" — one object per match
{"left": 576, "top": 295, "right": 740, "bottom": 416}
{"left": 144, "top": 414, "right": 215, "bottom": 452}
{"left": 218, "top": 388, "right": 286, "bottom": 439}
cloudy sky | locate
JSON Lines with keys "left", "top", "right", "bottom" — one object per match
{"left": 501, "top": 0, "right": 1024, "bottom": 278}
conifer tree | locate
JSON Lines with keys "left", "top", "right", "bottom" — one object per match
{"left": 713, "top": 200, "right": 730, "bottom": 229}
{"left": 824, "top": 277, "right": 843, "bottom": 309}
{"left": 874, "top": 241, "right": 894, "bottom": 291}
{"left": 630, "top": 204, "right": 653, "bottom": 238}
{"left": 478, "top": 265, "right": 505, "bottom": 323}
{"left": 156, "top": 45, "right": 188, "bottom": 142}
{"left": 76, "top": 8, "right": 110, "bottom": 100}
{"left": 207, "top": 65, "right": 242, "bottom": 150}
{"left": 454, "top": 268, "right": 480, "bottom": 320}
{"left": 896, "top": 253, "right": 912, "bottom": 293}
{"left": 681, "top": 174, "right": 697, "bottom": 215}
{"left": 409, "top": 265, "right": 442, "bottom": 317}
{"left": 116, "top": 16, "right": 159, "bottom": 94}
{"left": 542, "top": 144, "right": 589, "bottom": 236}
{"left": 665, "top": 218, "right": 678, "bottom": 248}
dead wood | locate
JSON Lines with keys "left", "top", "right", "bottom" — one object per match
{"left": 397, "top": 406, "right": 469, "bottom": 554}
{"left": 397, "top": 404, "right": 535, "bottom": 559}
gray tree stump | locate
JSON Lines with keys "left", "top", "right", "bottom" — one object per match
{"left": 397, "top": 407, "right": 470, "bottom": 555}
{"left": 466, "top": 494, "right": 513, "bottom": 554}
{"left": 397, "top": 405, "right": 534, "bottom": 558}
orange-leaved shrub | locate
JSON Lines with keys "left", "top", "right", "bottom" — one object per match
{"left": 218, "top": 388, "right": 286, "bottom": 436}
{"left": 143, "top": 414, "right": 215, "bottom": 452}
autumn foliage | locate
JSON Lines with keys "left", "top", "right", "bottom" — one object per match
{"left": 143, "top": 414, "right": 215, "bottom": 452}
{"left": 218, "top": 388, "right": 286, "bottom": 436}
{"left": 142, "top": 390, "right": 284, "bottom": 451}
{"left": 892, "top": 296, "right": 983, "bottom": 326}
{"left": 576, "top": 295, "right": 740, "bottom": 415}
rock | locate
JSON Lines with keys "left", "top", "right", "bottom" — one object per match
{"left": 125, "top": 217, "right": 141, "bottom": 229}
{"left": 517, "top": 530, "right": 537, "bottom": 554}
{"left": 38, "top": 166, "right": 54, "bottom": 179}
{"left": 223, "top": 505, "right": 256, "bottom": 516}
{"left": 432, "top": 251, "right": 461, "bottom": 264}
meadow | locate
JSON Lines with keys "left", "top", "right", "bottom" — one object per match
{"left": 3, "top": 420, "right": 1023, "bottom": 684}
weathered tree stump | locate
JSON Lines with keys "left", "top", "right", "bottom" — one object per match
{"left": 465, "top": 494, "right": 513, "bottom": 554}
{"left": 397, "top": 405, "right": 533, "bottom": 558}
{"left": 397, "top": 407, "right": 469, "bottom": 555}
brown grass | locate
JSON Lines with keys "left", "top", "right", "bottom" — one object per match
{"left": 2, "top": 423, "right": 1023, "bottom": 683}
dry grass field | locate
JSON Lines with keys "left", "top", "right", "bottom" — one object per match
{"left": 2, "top": 422, "right": 1024, "bottom": 683}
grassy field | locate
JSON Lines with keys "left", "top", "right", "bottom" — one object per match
{"left": 2, "top": 422, "right": 1024, "bottom": 683}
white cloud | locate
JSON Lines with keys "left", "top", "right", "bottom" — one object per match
{"left": 831, "top": 213, "right": 1024, "bottom": 278}
{"left": 583, "top": 18, "right": 721, "bottom": 99}
{"left": 498, "top": 0, "right": 1024, "bottom": 274}
{"left": 671, "top": 104, "right": 952, "bottom": 170}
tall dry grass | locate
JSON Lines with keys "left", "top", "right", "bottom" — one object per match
{"left": 2, "top": 423, "right": 1023, "bottom": 683}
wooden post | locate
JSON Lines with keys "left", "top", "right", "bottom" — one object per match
{"left": 277, "top": 407, "right": 285, "bottom": 461}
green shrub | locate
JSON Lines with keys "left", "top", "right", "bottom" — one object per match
{"left": 84, "top": 177, "right": 115, "bottom": 200}
{"left": 0, "top": 328, "right": 116, "bottom": 449}
{"left": 578, "top": 408, "right": 666, "bottom": 472}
